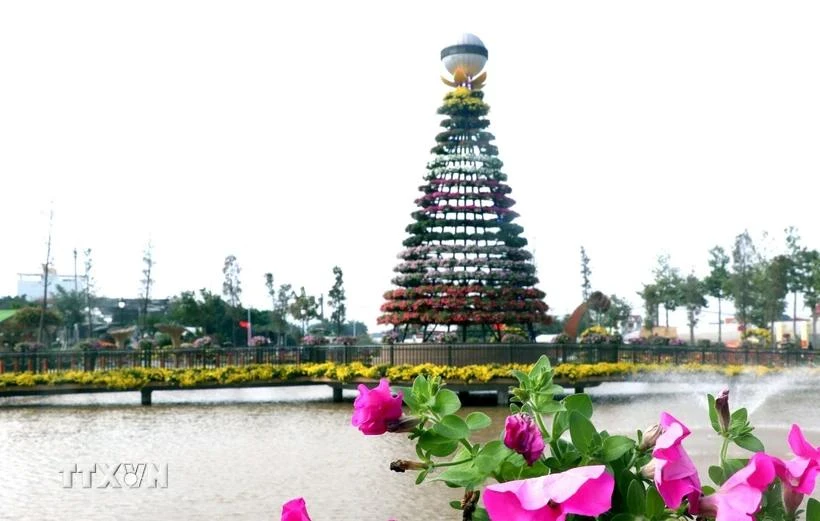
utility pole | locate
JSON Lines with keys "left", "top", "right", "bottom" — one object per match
{"left": 73, "top": 248, "right": 78, "bottom": 294}
{"left": 37, "top": 208, "right": 54, "bottom": 345}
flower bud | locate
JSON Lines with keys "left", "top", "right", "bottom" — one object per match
{"left": 640, "top": 460, "right": 657, "bottom": 480}
{"left": 389, "top": 459, "right": 427, "bottom": 473}
{"left": 386, "top": 415, "right": 421, "bottom": 433}
{"left": 715, "top": 389, "right": 730, "bottom": 433}
{"left": 783, "top": 487, "right": 804, "bottom": 516}
{"left": 639, "top": 424, "right": 662, "bottom": 451}
{"left": 503, "top": 413, "right": 545, "bottom": 465}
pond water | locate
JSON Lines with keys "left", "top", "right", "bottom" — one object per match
{"left": 0, "top": 370, "right": 818, "bottom": 520}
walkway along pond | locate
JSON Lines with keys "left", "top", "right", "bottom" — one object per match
{"left": 0, "top": 343, "right": 813, "bottom": 406}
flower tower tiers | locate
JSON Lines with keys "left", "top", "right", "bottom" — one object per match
{"left": 378, "top": 34, "right": 551, "bottom": 342}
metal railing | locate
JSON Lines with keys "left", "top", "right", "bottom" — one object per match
{"left": 0, "top": 343, "right": 814, "bottom": 374}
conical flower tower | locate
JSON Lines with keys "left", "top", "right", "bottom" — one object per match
{"left": 378, "top": 34, "right": 551, "bottom": 342}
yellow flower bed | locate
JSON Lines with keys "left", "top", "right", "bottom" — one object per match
{"left": 0, "top": 361, "right": 811, "bottom": 391}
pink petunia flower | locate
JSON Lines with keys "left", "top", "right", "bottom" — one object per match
{"left": 281, "top": 497, "right": 312, "bottom": 521}
{"left": 773, "top": 424, "right": 820, "bottom": 515}
{"left": 351, "top": 378, "right": 403, "bottom": 435}
{"left": 650, "top": 412, "right": 702, "bottom": 511}
{"left": 281, "top": 497, "right": 396, "bottom": 521}
{"left": 483, "top": 465, "right": 614, "bottom": 521}
{"left": 698, "top": 452, "right": 777, "bottom": 521}
{"left": 503, "top": 413, "right": 545, "bottom": 465}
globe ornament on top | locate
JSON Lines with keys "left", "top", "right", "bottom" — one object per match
{"left": 441, "top": 33, "right": 488, "bottom": 90}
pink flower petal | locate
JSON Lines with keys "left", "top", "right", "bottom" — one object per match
{"left": 655, "top": 458, "right": 701, "bottom": 510}
{"left": 699, "top": 453, "right": 778, "bottom": 521}
{"left": 281, "top": 497, "right": 312, "bottom": 521}
{"left": 653, "top": 413, "right": 691, "bottom": 461}
{"left": 483, "top": 466, "right": 613, "bottom": 521}
{"left": 351, "top": 378, "right": 403, "bottom": 435}
{"left": 788, "top": 425, "right": 820, "bottom": 461}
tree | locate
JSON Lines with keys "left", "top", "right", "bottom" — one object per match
{"left": 274, "top": 283, "right": 293, "bottom": 345}
{"left": 602, "top": 295, "right": 631, "bottom": 333}
{"left": 731, "top": 230, "right": 757, "bottom": 330}
{"left": 37, "top": 207, "right": 54, "bottom": 345}
{"left": 784, "top": 226, "right": 809, "bottom": 341}
{"left": 53, "top": 285, "right": 84, "bottom": 339}
{"left": 222, "top": 255, "right": 242, "bottom": 345}
{"left": 167, "top": 289, "right": 234, "bottom": 341}
{"left": 580, "top": 247, "right": 592, "bottom": 302}
{"left": 140, "top": 241, "right": 155, "bottom": 330}
{"left": 637, "top": 284, "right": 660, "bottom": 329}
{"left": 289, "top": 287, "right": 318, "bottom": 335}
{"left": 681, "top": 273, "right": 707, "bottom": 345}
{"left": 10, "top": 306, "right": 62, "bottom": 342}
{"left": 703, "top": 246, "right": 732, "bottom": 344}
{"left": 378, "top": 86, "right": 550, "bottom": 341}
{"left": 801, "top": 249, "right": 820, "bottom": 341}
{"left": 264, "top": 273, "right": 275, "bottom": 310}
{"left": 328, "top": 266, "right": 347, "bottom": 336}
{"left": 83, "top": 248, "right": 95, "bottom": 338}
{"left": 653, "top": 254, "right": 683, "bottom": 328}
{"left": 0, "top": 296, "right": 28, "bottom": 309}
{"left": 748, "top": 255, "right": 788, "bottom": 346}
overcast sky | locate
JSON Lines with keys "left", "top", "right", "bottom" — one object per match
{"left": 2, "top": 1, "right": 819, "bottom": 332}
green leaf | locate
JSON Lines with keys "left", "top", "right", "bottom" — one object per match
{"left": 414, "top": 467, "right": 429, "bottom": 484}
{"left": 707, "top": 393, "right": 721, "bottom": 433}
{"left": 475, "top": 440, "right": 513, "bottom": 473}
{"left": 645, "top": 486, "right": 665, "bottom": 518}
{"left": 602, "top": 435, "right": 635, "bottom": 462}
{"left": 569, "top": 410, "right": 597, "bottom": 455}
{"left": 734, "top": 434, "right": 764, "bottom": 453}
{"left": 518, "top": 458, "right": 549, "bottom": 479}
{"left": 401, "top": 392, "right": 420, "bottom": 412}
{"left": 610, "top": 514, "right": 637, "bottom": 521}
{"left": 627, "top": 480, "right": 646, "bottom": 516}
{"left": 807, "top": 498, "right": 820, "bottom": 521}
{"left": 511, "top": 369, "right": 531, "bottom": 388}
{"left": 497, "top": 460, "right": 523, "bottom": 482}
{"left": 432, "top": 388, "right": 461, "bottom": 416}
{"left": 730, "top": 408, "right": 748, "bottom": 434}
{"left": 412, "top": 375, "right": 429, "bottom": 402}
{"left": 471, "top": 507, "right": 490, "bottom": 521}
{"left": 433, "top": 414, "right": 470, "bottom": 440}
{"left": 552, "top": 411, "right": 569, "bottom": 439}
{"left": 529, "top": 355, "right": 552, "bottom": 378}
{"left": 418, "top": 431, "right": 458, "bottom": 457}
{"left": 449, "top": 500, "right": 461, "bottom": 510}
{"left": 708, "top": 465, "right": 725, "bottom": 486}
{"left": 433, "top": 465, "right": 484, "bottom": 488}
{"left": 533, "top": 399, "right": 565, "bottom": 416}
{"left": 722, "top": 457, "right": 747, "bottom": 479}
{"left": 563, "top": 393, "right": 593, "bottom": 418}
{"left": 465, "top": 412, "right": 492, "bottom": 431}
{"left": 544, "top": 384, "right": 566, "bottom": 395}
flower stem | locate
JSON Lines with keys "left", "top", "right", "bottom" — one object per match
{"left": 719, "top": 436, "right": 730, "bottom": 466}
{"left": 534, "top": 412, "right": 550, "bottom": 441}
{"left": 432, "top": 458, "right": 472, "bottom": 469}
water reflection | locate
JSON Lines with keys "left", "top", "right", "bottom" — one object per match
{"left": 0, "top": 372, "right": 817, "bottom": 520}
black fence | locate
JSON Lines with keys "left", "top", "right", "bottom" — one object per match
{"left": 0, "top": 343, "right": 814, "bottom": 374}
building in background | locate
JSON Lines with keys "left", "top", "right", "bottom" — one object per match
{"left": 16, "top": 271, "right": 87, "bottom": 301}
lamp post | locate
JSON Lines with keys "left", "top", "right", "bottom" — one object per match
{"left": 118, "top": 299, "right": 126, "bottom": 326}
